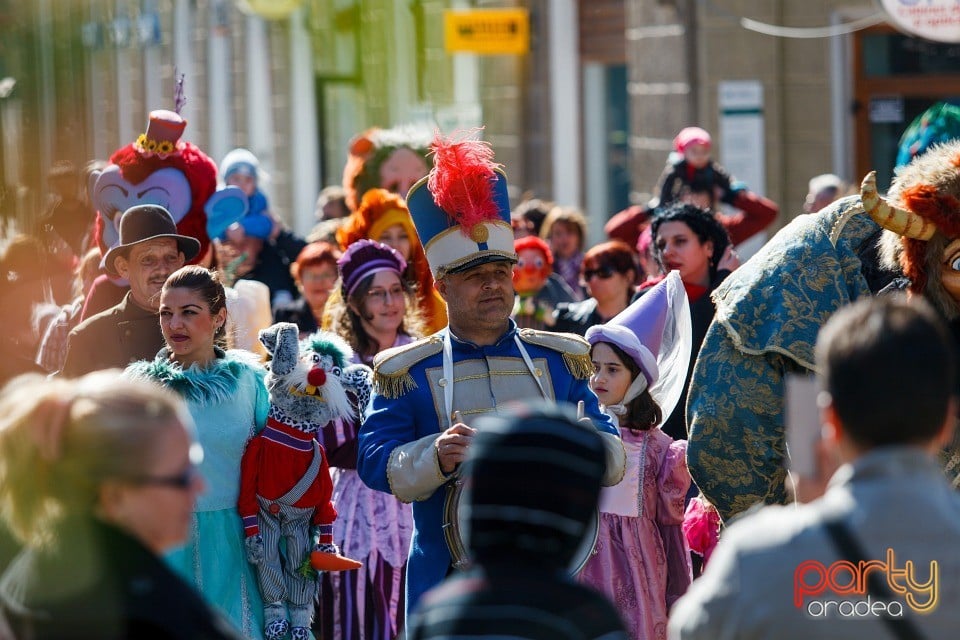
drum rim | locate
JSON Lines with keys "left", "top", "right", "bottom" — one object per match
{"left": 442, "top": 477, "right": 599, "bottom": 574}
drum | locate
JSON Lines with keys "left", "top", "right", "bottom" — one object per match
{"left": 441, "top": 475, "right": 599, "bottom": 574}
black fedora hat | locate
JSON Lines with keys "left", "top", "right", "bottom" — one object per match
{"left": 103, "top": 205, "right": 201, "bottom": 277}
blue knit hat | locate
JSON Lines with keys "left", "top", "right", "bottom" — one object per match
{"left": 220, "top": 148, "right": 259, "bottom": 182}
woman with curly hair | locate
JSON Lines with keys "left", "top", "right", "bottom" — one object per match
{"left": 315, "top": 240, "right": 424, "bottom": 640}
{"left": 335, "top": 188, "right": 446, "bottom": 333}
{"left": 641, "top": 202, "right": 739, "bottom": 441}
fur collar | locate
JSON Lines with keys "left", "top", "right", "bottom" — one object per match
{"left": 126, "top": 347, "right": 265, "bottom": 405}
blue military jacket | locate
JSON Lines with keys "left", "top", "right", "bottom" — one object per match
{"left": 357, "top": 321, "right": 619, "bottom": 616}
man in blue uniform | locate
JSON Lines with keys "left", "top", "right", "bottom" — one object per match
{"left": 357, "top": 133, "right": 626, "bottom": 619}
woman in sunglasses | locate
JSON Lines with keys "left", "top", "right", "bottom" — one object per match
{"left": 552, "top": 240, "right": 638, "bottom": 335}
{"left": 0, "top": 370, "right": 242, "bottom": 639}
{"left": 126, "top": 265, "right": 270, "bottom": 639}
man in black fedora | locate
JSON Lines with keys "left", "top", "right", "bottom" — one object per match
{"left": 60, "top": 204, "right": 200, "bottom": 376}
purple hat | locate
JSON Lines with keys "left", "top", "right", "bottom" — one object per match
{"left": 337, "top": 239, "right": 407, "bottom": 298}
{"left": 585, "top": 271, "right": 691, "bottom": 417}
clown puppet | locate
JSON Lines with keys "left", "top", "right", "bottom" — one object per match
{"left": 512, "top": 236, "right": 559, "bottom": 330}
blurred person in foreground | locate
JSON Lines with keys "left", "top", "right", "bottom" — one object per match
{"left": 406, "top": 403, "right": 629, "bottom": 640}
{"left": 0, "top": 371, "right": 241, "bottom": 639}
{"left": 670, "top": 295, "right": 960, "bottom": 639}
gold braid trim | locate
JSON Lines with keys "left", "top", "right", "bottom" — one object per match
{"left": 371, "top": 335, "right": 443, "bottom": 399}
{"left": 518, "top": 328, "right": 593, "bottom": 380}
{"left": 563, "top": 351, "right": 595, "bottom": 380}
{"left": 373, "top": 370, "right": 417, "bottom": 399}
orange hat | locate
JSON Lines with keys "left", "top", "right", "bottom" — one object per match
{"left": 337, "top": 189, "right": 420, "bottom": 252}
{"left": 336, "top": 188, "right": 448, "bottom": 332}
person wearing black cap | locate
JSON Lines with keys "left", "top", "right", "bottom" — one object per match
{"left": 60, "top": 204, "right": 199, "bottom": 376}
{"left": 406, "top": 402, "right": 628, "bottom": 640}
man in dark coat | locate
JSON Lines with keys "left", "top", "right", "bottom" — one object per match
{"left": 60, "top": 205, "right": 198, "bottom": 377}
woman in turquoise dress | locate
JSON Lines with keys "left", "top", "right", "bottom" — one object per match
{"left": 126, "top": 265, "right": 268, "bottom": 639}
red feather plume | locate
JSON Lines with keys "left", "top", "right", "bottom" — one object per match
{"left": 427, "top": 131, "right": 502, "bottom": 235}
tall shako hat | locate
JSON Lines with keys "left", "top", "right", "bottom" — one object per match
{"left": 405, "top": 130, "right": 517, "bottom": 279}
{"left": 585, "top": 271, "right": 692, "bottom": 418}
{"left": 134, "top": 109, "right": 187, "bottom": 159}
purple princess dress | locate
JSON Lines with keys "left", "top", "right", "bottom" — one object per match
{"left": 317, "top": 335, "right": 415, "bottom": 640}
{"left": 578, "top": 422, "right": 692, "bottom": 640}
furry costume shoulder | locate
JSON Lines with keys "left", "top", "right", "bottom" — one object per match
{"left": 125, "top": 347, "right": 265, "bottom": 405}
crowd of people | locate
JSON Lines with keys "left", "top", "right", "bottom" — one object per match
{"left": 2, "top": 100, "right": 960, "bottom": 640}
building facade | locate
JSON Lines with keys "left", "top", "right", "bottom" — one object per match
{"left": 627, "top": 0, "right": 960, "bottom": 227}
{"left": 3, "top": 0, "right": 957, "bottom": 245}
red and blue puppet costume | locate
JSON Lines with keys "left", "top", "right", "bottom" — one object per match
{"left": 239, "top": 322, "right": 368, "bottom": 640}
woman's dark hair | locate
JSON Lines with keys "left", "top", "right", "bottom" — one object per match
{"left": 582, "top": 240, "right": 639, "bottom": 294}
{"left": 593, "top": 341, "right": 662, "bottom": 432}
{"left": 163, "top": 265, "right": 227, "bottom": 342}
{"left": 650, "top": 202, "right": 730, "bottom": 279}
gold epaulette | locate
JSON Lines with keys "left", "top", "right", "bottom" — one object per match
{"left": 372, "top": 335, "right": 443, "bottom": 399}
{"left": 517, "top": 328, "right": 594, "bottom": 380}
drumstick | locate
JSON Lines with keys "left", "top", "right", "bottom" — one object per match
{"left": 454, "top": 411, "right": 464, "bottom": 425}
{"left": 577, "top": 400, "right": 585, "bottom": 421}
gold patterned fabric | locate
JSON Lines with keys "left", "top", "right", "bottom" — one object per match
{"left": 687, "top": 196, "right": 879, "bottom": 521}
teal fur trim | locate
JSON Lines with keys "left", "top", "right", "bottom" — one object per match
{"left": 126, "top": 348, "right": 265, "bottom": 405}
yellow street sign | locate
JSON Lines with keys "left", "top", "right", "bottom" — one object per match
{"left": 239, "top": 0, "right": 303, "bottom": 21}
{"left": 444, "top": 8, "right": 530, "bottom": 55}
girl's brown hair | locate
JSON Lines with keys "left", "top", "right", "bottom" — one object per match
{"left": 326, "top": 273, "right": 426, "bottom": 364}
{"left": 592, "top": 341, "right": 661, "bottom": 432}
